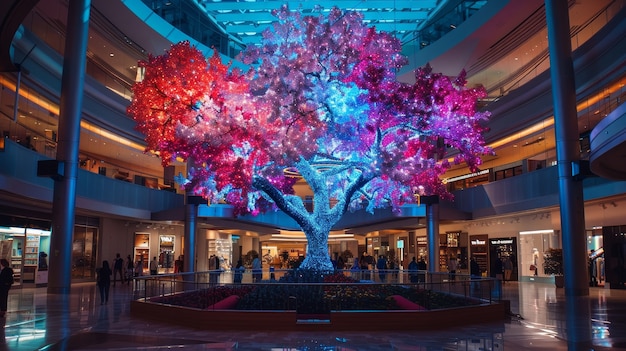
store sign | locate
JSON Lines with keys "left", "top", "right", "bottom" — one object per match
{"left": 490, "top": 239, "right": 513, "bottom": 245}
{"left": 160, "top": 235, "right": 174, "bottom": 246}
{"left": 416, "top": 236, "right": 427, "bottom": 245}
{"left": 471, "top": 239, "right": 486, "bottom": 246}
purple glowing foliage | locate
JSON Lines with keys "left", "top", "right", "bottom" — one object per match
{"left": 130, "top": 6, "right": 491, "bottom": 226}
{"left": 241, "top": 6, "right": 490, "bottom": 207}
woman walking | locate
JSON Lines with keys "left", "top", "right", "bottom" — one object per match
{"left": 0, "top": 259, "right": 14, "bottom": 317}
{"left": 96, "top": 260, "right": 112, "bottom": 305}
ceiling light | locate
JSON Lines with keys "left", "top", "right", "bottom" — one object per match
{"left": 520, "top": 229, "right": 554, "bottom": 235}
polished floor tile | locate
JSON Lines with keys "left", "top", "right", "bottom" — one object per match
{"left": 2, "top": 281, "right": 625, "bottom": 350}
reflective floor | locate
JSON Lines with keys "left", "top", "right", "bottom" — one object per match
{"left": 1, "top": 281, "right": 625, "bottom": 350}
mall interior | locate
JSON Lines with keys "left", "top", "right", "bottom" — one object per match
{"left": 0, "top": 0, "right": 625, "bottom": 350}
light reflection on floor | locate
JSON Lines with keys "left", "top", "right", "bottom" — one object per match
{"left": 2, "top": 281, "right": 625, "bottom": 350}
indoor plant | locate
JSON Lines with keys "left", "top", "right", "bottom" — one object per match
{"left": 544, "top": 248, "right": 564, "bottom": 287}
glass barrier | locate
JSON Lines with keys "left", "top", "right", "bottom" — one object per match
{"left": 131, "top": 268, "right": 502, "bottom": 308}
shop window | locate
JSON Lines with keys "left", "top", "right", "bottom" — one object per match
{"left": 159, "top": 235, "right": 175, "bottom": 273}
{"left": 134, "top": 233, "right": 150, "bottom": 272}
{"left": 72, "top": 225, "right": 97, "bottom": 279}
{"left": 518, "top": 229, "right": 559, "bottom": 279}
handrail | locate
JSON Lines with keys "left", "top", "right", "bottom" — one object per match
{"left": 131, "top": 269, "right": 502, "bottom": 311}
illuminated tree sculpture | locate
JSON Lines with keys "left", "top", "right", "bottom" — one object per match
{"left": 128, "top": 7, "right": 492, "bottom": 271}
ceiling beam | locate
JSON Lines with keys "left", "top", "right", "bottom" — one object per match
{"left": 227, "top": 22, "right": 419, "bottom": 34}
{"left": 214, "top": 11, "right": 429, "bottom": 22}
{"left": 202, "top": 1, "right": 438, "bottom": 12}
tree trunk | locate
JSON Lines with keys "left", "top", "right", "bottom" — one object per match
{"left": 299, "top": 226, "right": 333, "bottom": 271}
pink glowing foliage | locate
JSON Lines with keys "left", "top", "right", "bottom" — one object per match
{"left": 128, "top": 7, "right": 491, "bottom": 221}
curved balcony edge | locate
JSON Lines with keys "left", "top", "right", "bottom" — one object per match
{"left": 590, "top": 103, "right": 626, "bottom": 180}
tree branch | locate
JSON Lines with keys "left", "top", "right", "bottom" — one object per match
{"left": 330, "top": 171, "right": 373, "bottom": 221}
{"left": 251, "top": 176, "right": 310, "bottom": 229}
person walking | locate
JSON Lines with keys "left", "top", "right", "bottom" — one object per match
{"left": 470, "top": 256, "right": 481, "bottom": 295}
{"left": 233, "top": 259, "right": 244, "bottom": 284}
{"left": 149, "top": 257, "right": 158, "bottom": 275}
{"left": 349, "top": 257, "right": 360, "bottom": 280}
{"left": 209, "top": 255, "right": 221, "bottom": 284}
{"left": 376, "top": 255, "right": 387, "bottom": 282}
{"left": 133, "top": 258, "right": 143, "bottom": 289}
{"left": 252, "top": 254, "right": 262, "bottom": 282}
{"left": 134, "top": 258, "right": 143, "bottom": 278}
{"left": 125, "top": 255, "right": 134, "bottom": 284}
{"left": 417, "top": 258, "right": 427, "bottom": 283}
{"left": 492, "top": 256, "right": 503, "bottom": 280}
{"left": 0, "top": 258, "right": 14, "bottom": 317}
{"left": 113, "top": 253, "right": 124, "bottom": 286}
{"left": 96, "top": 260, "right": 112, "bottom": 305}
{"left": 503, "top": 256, "right": 513, "bottom": 283}
{"left": 448, "top": 256, "right": 458, "bottom": 282}
{"left": 408, "top": 256, "right": 419, "bottom": 283}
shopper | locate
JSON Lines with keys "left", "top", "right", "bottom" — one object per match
{"left": 503, "top": 256, "right": 513, "bottom": 283}
{"left": 408, "top": 256, "right": 419, "bottom": 283}
{"left": 492, "top": 257, "right": 503, "bottom": 280}
{"left": 175, "top": 255, "right": 184, "bottom": 273}
{"left": 113, "top": 253, "right": 124, "bottom": 286}
{"left": 448, "top": 256, "right": 458, "bottom": 282}
{"left": 38, "top": 251, "right": 48, "bottom": 271}
{"left": 209, "top": 255, "right": 221, "bottom": 284}
{"left": 149, "top": 256, "right": 158, "bottom": 275}
{"left": 336, "top": 255, "right": 345, "bottom": 270}
{"left": 470, "top": 256, "right": 481, "bottom": 295}
{"left": 376, "top": 255, "right": 387, "bottom": 282}
{"left": 234, "top": 259, "right": 244, "bottom": 284}
{"left": 134, "top": 258, "right": 143, "bottom": 277}
{"left": 96, "top": 260, "right": 112, "bottom": 305}
{"left": 360, "top": 252, "right": 371, "bottom": 280}
{"left": 125, "top": 255, "right": 134, "bottom": 284}
{"left": 252, "top": 254, "right": 262, "bottom": 282}
{"left": 417, "top": 258, "right": 427, "bottom": 283}
{"left": 0, "top": 258, "right": 14, "bottom": 317}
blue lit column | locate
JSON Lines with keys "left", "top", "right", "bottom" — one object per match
{"left": 545, "top": 1, "right": 592, "bottom": 348}
{"left": 184, "top": 159, "right": 198, "bottom": 277}
{"left": 545, "top": 0, "right": 589, "bottom": 297}
{"left": 424, "top": 195, "right": 440, "bottom": 273}
{"left": 184, "top": 202, "right": 197, "bottom": 272}
{"left": 48, "top": 0, "right": 91, "bottom": 294}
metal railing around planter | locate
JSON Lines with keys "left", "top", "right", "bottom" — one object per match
{"left": 131, "top": 269, "right": 502, "bottom": 312}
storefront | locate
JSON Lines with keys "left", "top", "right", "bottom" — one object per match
{"left": 440, "top": 231, "right": 468, "bottom": 272}
{"left": 603, "top": 225, "right": 626, "bottom": 289}
{"left": 0, "top": 226, "right": 50, "bottom": 286}
{"left": 134, "top": 232, "right": 150, "bottom": 274}
{"left": 159, "top": 235, "right": 175, "bottom": 273}
{"left": 416, "top": 236, "right": 428, "bottom": 263}
{"left": 207, "top": 231, "right": 232, "bottom": 270}
{"left": 583, "top": 227, "right": 603, "bottom": 287}
{"left": 72, "top": 218, "right": 99, "bottom": 280}
{"left": 489, "top": 237, "right": 518, "bottom": 281}
{"left": 518, "top": 229, "right": 560, "bottom": 283}
{"left": 470, "top": 234, "right": 488, "bottom": 276}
